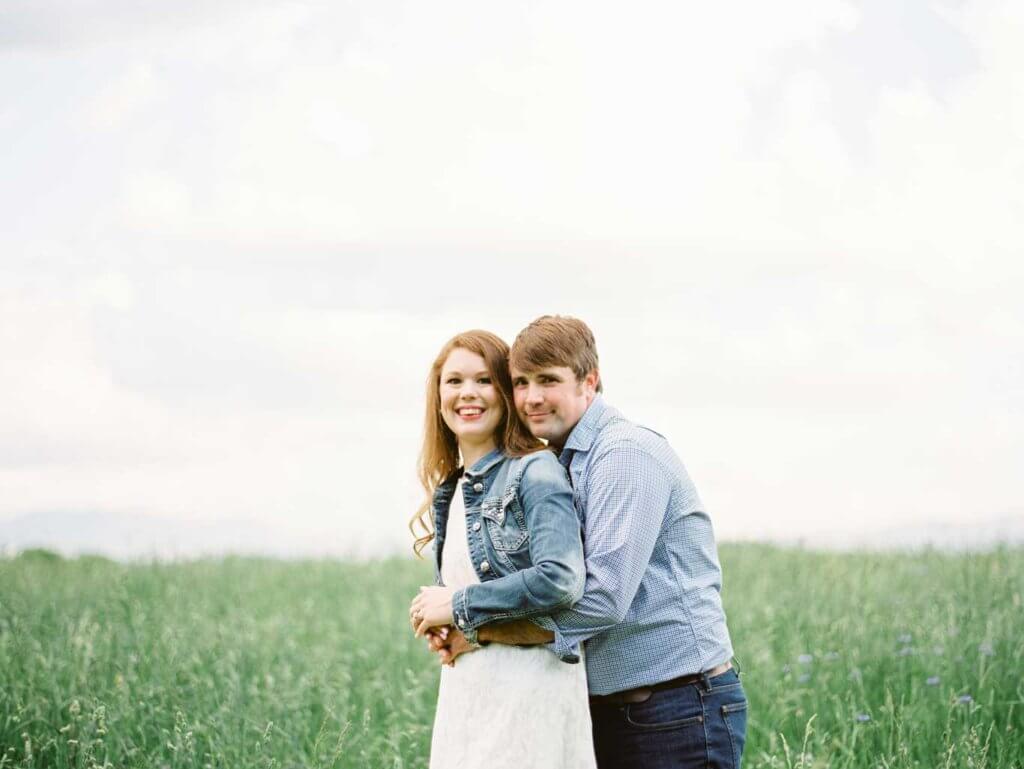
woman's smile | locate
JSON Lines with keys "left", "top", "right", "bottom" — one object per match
{"left": 455, "top": 405, "right": 486, "bottom": 420}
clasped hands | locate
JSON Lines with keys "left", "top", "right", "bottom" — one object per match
{"left": 408, "top": 585, "right": 478, "bottom": 667}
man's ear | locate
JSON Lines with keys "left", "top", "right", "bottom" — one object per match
{"left": 583, "top": 369, "right": 600, "bottom": 397}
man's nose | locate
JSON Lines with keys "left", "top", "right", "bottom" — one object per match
{"left": 525, "top": 383, "right": 543, "bottom": 404}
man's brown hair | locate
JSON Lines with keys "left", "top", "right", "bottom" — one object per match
{"left": 509, "top": 315, "right": 603, "bottom": 393}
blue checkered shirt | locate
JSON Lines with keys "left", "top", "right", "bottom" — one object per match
{"left": 532, "top": 396, "right": 735, "bottom": 695}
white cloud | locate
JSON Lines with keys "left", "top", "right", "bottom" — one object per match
{"left": 87, "top": 64, "right": 160, "bottom": 130}
{"left": 1, "top": 0, "right": 1022, "bottom": 554}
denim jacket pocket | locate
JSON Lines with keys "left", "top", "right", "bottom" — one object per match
{"left": 481, "top": 497, "right": 529, "bottom": 552}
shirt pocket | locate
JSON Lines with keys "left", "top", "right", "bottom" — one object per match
{"left": 480, "top": 496, "right": 529, "bottom": 552}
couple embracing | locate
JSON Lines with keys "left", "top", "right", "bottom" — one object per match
{"left": 408, "top": 316, "right": 747, "bottom": 769}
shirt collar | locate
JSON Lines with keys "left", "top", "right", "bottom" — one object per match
{"left": 560, "top": 395, "right": 608, "bottom": 455}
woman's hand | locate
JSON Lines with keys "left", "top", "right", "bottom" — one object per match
{"left": 409, "top": 585, "right": 456, "bottom": 637}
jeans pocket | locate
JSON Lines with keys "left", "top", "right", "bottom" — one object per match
{"left": 624, "top": 688, "right": 705, "bottom": 732}
{"left": 706, "top": 668, "right": 742, "bottom": 693}
{"left": 719, "top": 699, "right": 748, "bottom": 768}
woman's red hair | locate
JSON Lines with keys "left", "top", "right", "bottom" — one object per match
{"left": 410, "top": 330, "right": 543, "bottom": 557}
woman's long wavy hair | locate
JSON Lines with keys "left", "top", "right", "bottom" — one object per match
{"left": 410, "top": 330, "right": 543, "bottom": 557}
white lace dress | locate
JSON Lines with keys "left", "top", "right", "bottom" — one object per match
{"left": 429, "top": 479, "right": 596, "bottom": 769}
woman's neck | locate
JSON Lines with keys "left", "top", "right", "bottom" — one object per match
{"left": 460, "top": 438, "right": 498, "bottom": 471}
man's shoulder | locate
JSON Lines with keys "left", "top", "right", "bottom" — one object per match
{"left": 590, "top": 404, "right": 674, "bottom": 459}
{"left": 583, "top": 405, "right": 702, "bottom": 510}
{"left": 505, "top": 449, "right": 570, "bottom": 494}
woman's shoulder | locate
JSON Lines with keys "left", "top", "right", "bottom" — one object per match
{"left": 511, "top": 449, "right": 570, "bottom": 490}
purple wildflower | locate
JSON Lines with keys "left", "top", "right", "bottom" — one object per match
{"left": 855, "top": 713, "right": 871, "bottom": 723}
{"left": 926, "top": 676, "right": 940, "bottom": 686}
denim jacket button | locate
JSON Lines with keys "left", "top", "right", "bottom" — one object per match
{"left": 480, "top": 560, "right": 490, "bottom": 572}
{"left": 457, "top": 618, "right": 465, "bottom": 627}
{"left": 473, "top": 521, "right": 481, "bottom": 532}
{"left": 473, "top": 482, "right": 483, "bottom": 492}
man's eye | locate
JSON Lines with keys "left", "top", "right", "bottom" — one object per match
{"left": 513, "top": 380, "right": 526, "bottom": 387}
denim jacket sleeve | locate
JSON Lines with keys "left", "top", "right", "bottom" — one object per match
{"left": 451, "top": 452, "right": 585, "bottom": 655}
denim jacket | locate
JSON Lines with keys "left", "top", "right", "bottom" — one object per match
{"left": 431, "top": 447, "right": 585, "bottom": 659}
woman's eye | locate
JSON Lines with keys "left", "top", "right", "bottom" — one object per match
{"left": 478, "top": 378, "right": 491, "bottom": 385}
{"left": 445, "top": 378, "right": 460, "bottom": 385}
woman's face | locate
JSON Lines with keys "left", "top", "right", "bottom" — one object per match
{"left": 439, "top": 347, "right": 504, "bottom": 451}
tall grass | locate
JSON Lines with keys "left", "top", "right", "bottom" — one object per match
{"left": 1, "top": 545, "right": 1021, "bottom": 768}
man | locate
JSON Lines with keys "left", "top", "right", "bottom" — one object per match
{"left": 431, "top": 315, "right": 747, "bottom": 768}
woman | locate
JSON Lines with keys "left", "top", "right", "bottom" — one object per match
{"left": 408, "top": 330, "right": 596, "bottom": 769}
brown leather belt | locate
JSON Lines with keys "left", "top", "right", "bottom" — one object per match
{"left": 589, "top": 662, "right": 733, "bottom": 706}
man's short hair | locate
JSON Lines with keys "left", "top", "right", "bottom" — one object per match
{"left": 510, "top": 315, "right": 603, "bottom": 393}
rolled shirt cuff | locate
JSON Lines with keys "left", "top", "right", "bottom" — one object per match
{"left": 529, "top": 614, "right": 581, "bottom": 664}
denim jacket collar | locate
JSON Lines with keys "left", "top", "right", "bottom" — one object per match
{"left": 431, "top": 448, "right": 506, "bottom": 510}
{"left": 463, "top": 446, "right": 505, "bottom": 479}
{"left": 561, "top": 395, "right": 608, "bottom": 454}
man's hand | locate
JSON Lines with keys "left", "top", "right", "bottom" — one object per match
{"left": 427, "top": 619, "right": 556, "bottom": 667}
{"left": 424, "top": 626, "right": 450, "bottom": 660}
{"left": 428, "top": 626, "right": 479, "bottom": 667}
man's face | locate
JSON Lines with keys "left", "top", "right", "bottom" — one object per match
{"left": 511, "top": 365, "right": 598, "bottom": 448}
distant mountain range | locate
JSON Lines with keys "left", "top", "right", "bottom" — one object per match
{"left": 1, "top": 510, "right": 1021, "bottom": 561}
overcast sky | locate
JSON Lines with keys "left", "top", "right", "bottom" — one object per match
{"left": 1, "top": 0, "right": 1021, "bottom": 557}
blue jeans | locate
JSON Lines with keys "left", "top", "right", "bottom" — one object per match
{"left": 590, "top": 668, "right": 748, "bottom": 769}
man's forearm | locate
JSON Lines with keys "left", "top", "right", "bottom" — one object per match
{"left": 477, "top": 619, "right": 555, "bottom": 646}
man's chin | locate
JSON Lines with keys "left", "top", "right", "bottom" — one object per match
{"left": 529, "top": 426, "right": 567, "bottom": 445}
{"left": 526, "top": 422, "right": 551, "bottom": 438}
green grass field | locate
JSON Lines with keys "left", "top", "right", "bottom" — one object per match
{"left": 1, "top": 545, "right": 1021, "bottom": 768}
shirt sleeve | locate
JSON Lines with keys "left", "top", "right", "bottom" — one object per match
{"left": 531, "top": 441, "right": 673, "bottom": 661}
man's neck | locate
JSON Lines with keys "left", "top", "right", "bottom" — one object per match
{"left": 551, "top": 394, "right": 597, "bottom": 451}
{"left": 549, "top": 428, "right": 574, "bottom": 453}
